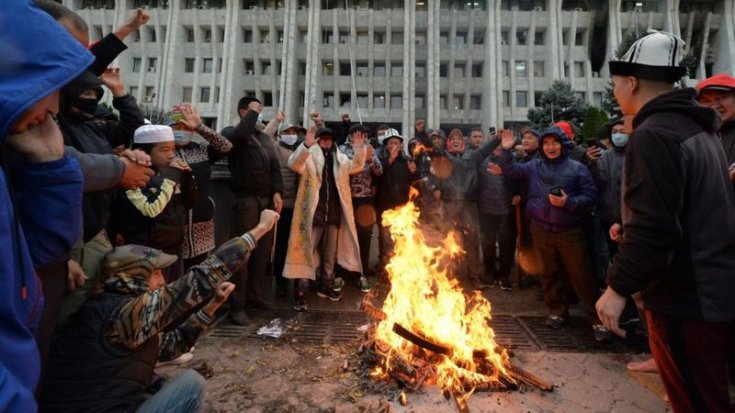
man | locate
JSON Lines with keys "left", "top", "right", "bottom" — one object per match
{"left": 285, "top": 127, "right": 365, "bottom": 310}
{"left": 222, "top": 96, "right": 283, "bottom": 325}
{"left": 0, "top": 2, "right": 94, "bottom": 409}
{"left": 468, "top": 128, "right": 485, "bottom": 150}
{"left": 553, "top": 120, "right": 586, "bottom": 163}
{"left": 339, "top": 123, "right": 382, "bottom": 292}
{"left": 40, "top": 210, "right": 278, "bottom": 413}
{"left": 499, "top": 127, "right": 608, "bottom": 340}
{"left": 697, "top": 73, "right": 735, "bottom": 183}
{"left": 596, "top": 31, "right": 735, "bottom": 413}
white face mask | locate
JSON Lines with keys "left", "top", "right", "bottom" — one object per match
{"left": 611, "top": 133, "right": 629, "bottom": 147}
{"left": 173, "top": 130, "right": 193, "bottom": 146}
{"left": 256, "top": 113, "right": 264, "bottom": 124}
{"left": 280, "top": 134, "right": 298, "bottom": 146}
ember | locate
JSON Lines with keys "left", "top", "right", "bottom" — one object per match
{"left": 360, "top": 190, "right": 552, "bottom": 411}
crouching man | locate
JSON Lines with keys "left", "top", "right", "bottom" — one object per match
{"left": 39, "top": 210, "right": 279, "bottom": 413}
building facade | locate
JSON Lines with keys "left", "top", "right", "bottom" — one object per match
{"left": 66, "top": 0, "right": 735, "bottom": 136}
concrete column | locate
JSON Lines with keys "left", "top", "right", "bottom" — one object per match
{"left": 160, "top": 0, "right": 180, "bottom": 109}
{"left": 713, "top": 0, "right": 735, "bottom": 74}
{"left": 401, "top": 1, "right": 415, "bottom": 138}
{"left": 219, "top": 0, "right": 240, "bottom": 124}
{"left": 548, "top": 0, "right": 563, "bottom": 80}
{"left": 427, "top": 0, "right": 441, "bottom": 129}
{"left": 482, "top": 0, "right": 502, "bottom": 131}
{"left": 302, "top": 0, "right": 321, "bottom": 122}
{"left": 279, "top": 1, "right": 299, "bottom": 125}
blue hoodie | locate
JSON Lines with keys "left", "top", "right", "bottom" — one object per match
{"left": 499, "top": 126, "right": 597, "bottom": 231}
{"left": 0, "top": 1, "right": 93, "bottom": 411}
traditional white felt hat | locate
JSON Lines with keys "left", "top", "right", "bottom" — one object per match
{"left": 609, "top": 31, "right": 686, "bottom": 83}
{"left": 134, "top": 124, "right": 174, "bottom": 144}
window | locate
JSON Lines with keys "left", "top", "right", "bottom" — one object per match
{"left": 200, "top": 87, "right": 210, "bottom": 103}
{"left": 390, "top": 94, "right": 402, "bottom": 108}
{"left": 324, "top": 92, "right": 335, "bottom": 107}
{"left": 260, "top": 29, "right": 270, "bottom": 43}
{"left": 374, "top": 31, "right": 385, "bottom": 44}
{"left": 502, "top": 60, "right": 509, "bottom": 77}
{"left": 202, "top": 29, "right": 212, "bottom": 43}
{"left": 243, "top": 29, "right": 253, "bottom": 43}
{"left": 214, "top": 87, "right": 220, "bottom": 102}
{"left": 203, "top": 58, "right": 213, "bottom": 73}
{"left": 440, "top": 95, "right": 447, "bottom": 109}
{"left": 440, "top": 63, "right": 448, "bottom": 77}
{"left": 357, "top": 94, "right": 368, "bottom": 109}
{"left": 218, "top": 28, "right": 225, "bottom": 42}
{"left": 440, "top": 31, "right": 450, "bottom": 45}
{"left": 415, "top": 63, "right": 426, "bottom": 78}
{"left": 455, "top": 31, "right": 467, "bottom": 47}
{"left": 322, "top": 29, "right": 334, "bottom": 43}
{"left": 339, "top": 62, "right": 351, "bottom": 76}
{"left": 277, "top": 30, "right": 284, "bottom": 43}
{"left": 574, "top": 61, "right": 585, "bottom": 77}
{"left": 184, "top": 58, "right": 195, "bottom": 73}
{"left": 323, "top": 61, "right": 334, "bottom": 75}
{"left": 501, "top": 30, "right": 509, "bottom": 45}
{"left": 373, "top": 94, "right": 386, "bottom": 108}
{"left": 357, "top": 31, "right": 369, "bottom": 44}
{"left": 575, "top": 30, "right": 584, "bottom": 46}
{"left": 132, "top": 57, "right": 142, "bottom": 73}
{"left": 340, "top": 93, "right": 351, "bottom": 107}
{"left": 392, "top": 31, "right": 403, "bottom": 44}
{"left": 147, "top": 27, "right": 156, "bottom": 42}
{"left": 534, "top": 91, "right": 544, "bottom": 106}
{"left": 339, "top": 31, "right": 349, "bottom": 44}
{"left": 470, "top": 95, "right": 481, "bottom": 110}
{"left": 147, "top": 58, "right": 157, "bottom": 72}
{"left": 534, "top": 61, "right": 545, "bottom": 77}
{"left": 300, "top": 30, "right": 308, "bottom": 43}
{"left": 183, "top": 87, "right": 193, "bottom": 102}
{"left": 516, "top": 91, "right": 528, "bottom": 107}
{"left": 472, "top": 62, "right": 483, "bottom": 78}
{"left": 452, "top": 94, "right": 464, "bottom": 110}
{"left": 263, "top": 92, "right": 273, "bottom": 106}
{"left": 391, "top": 62, "right": 403, "bottom": 77}
{"left": 593, "top": 92, "right": 603, "bottom": 106}
{"left": 356, "top": 63, "right": 369, "bottom": 77}
{"left": 186, "top": 27, "right": 195, "bottom": 42}
{"left": 145, "top": 86, "right": 155, "bottom": 100}
{"left": 473, "top": 30, "right": 484, "bottom": 45}
{"left": 300, "top": 61, "right": 307, "bottom": 75}
{"left": 373, "top": 63, "right": 385, "bottom": 77}
{"left": 129, "top": 86, "right": 139, "bottom": 97}
{"left": 262, "top": 61, "right": 272, "bottom": 75}
{"left": 415, "top": 31, "right": 426, "bottom": 45}
{"left": 516, "top": 29, "right": 528, "bottom": 45}
{"left": 534, "top": 31, "right": 544, "bottom": 45}
{"left": 515, "top": 61, "right": 527, "bottom": 78}
{"left": 454, "top": 63, "right": 465, "bottom": 78}
{"left": 415, "top": 94, "right": 425, "bottom": 109}
{"left": 244, "top": 60, "right": 255, "bottom": 74}
{"left": 217, "top": 58, "right": 223, "bottom": 73}
{"left": 562, "top": 29, "right": 569, "bottom": 45}
{"left": 502, "top": 90, "right": 510, "bottom": 106}
{"left": 575, "top": 91, "right": 586, "bottom": 101}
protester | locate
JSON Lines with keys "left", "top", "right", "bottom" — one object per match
{"left": 468, "top": 128, "right": 485, "bottom": 150}
{"left": 499, "top": 127, "right": 610, "bottom": 341}
{"left": 222, "top": 96, "right": 283, "bottom": 325}
{"left": 40, "top": 210, "right": 279, "bottom": 413}
{"left": 271, "top": 118, "right": 305, "bottom": 297}
{"left": 597, "top": 31, "right": 735, "bottom": 413}
{"left": 340, "top": 123, "right": 382, "bottom": 292}
{"left": 696, "top": 73, "right": 735, "bottom": 183}
{"left": 0, "top": 2, "right": 93, "bottom": 409}
{"left": 553, "top": 121, "right": 586, "bottom": 163}
{"left": 375, "top": 129, "right": 418, "bottom": 270}
{"left": 165, "top": 104, "right": 233, "bottom": 269}
{"left": 285, "top": 126, "right": 365, "bottom": 310}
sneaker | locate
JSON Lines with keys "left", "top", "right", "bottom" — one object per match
{"left": 544, "top": 315, "right": 566, "bottom": 329}
{"left": 332, "top": 277, "right": 345, "bottom": 292}
{"left": 327, "top": 290, "right": 342, "bottom": 302}
{"left": 499, "top": 280, "right": 513, "bottom": 292}
{"left": 229, "top": 310, "right": 250, "bottom": 326}
{"left": 592, "top": 324, "right": 614, "bottom": 342}
{"left": 292, "top": 291, "right": 308, "bottom": 312}
{"left": 156, "top": 351, "right": 194, "bottom": 367}
{"left": 358, "top": 276, "right": 371, "bottom": 293}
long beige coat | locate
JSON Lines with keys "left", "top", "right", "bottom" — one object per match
{"left": 283, "top": 143, "right": 366, "bottom": 280}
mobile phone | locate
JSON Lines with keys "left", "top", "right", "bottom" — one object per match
{"left": 587, "top": 139, "right": 598, "bottom": 148}
{"left": 549, "top": 185, "right": 563, "bottom": 196}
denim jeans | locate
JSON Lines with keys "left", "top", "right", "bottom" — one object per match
{"left": 137, "top": 370, "right": 205, "bottom": 413}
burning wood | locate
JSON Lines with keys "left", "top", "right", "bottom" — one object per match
{"left": 359, "top": 190, "right": 553, "bottom": 412}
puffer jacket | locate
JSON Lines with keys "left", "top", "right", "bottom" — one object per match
{"left": 590, "top": 146, "right": 624, "bottom": 222}
{"left": 499, "top": 127, "right": 597, "bottom": 231}
{"left": 438, "top": 139, "right": 500, "bottom": 201}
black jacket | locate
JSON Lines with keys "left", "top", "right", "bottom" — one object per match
{"left": 590, "top": 146, "right": 625, "bottom": 222}
{"left": 720, "top": 120, "right": 735, "bottom": 166}
{"left": 607, "top": 88, "right": 735, "bottom": 322}
{"left": 60, "top": 94, "right": 144, "bottom": 241}
{"left": 376, "top": 154, "right": 418, "bottom": 213}
{"left": 222, "top": 110, "right": 283, "bottom": 197}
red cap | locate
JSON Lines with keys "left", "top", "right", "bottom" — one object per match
{"left": 553, "top": 121, "right": 574, "bottom": 140}
{"left": 696, "top": 74, "right": 735, "bottom": 93}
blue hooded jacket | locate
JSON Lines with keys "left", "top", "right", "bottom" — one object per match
{"left": 499, "top": 126, "right": 597, "bottom": 231}
{"left": 0, "top": 1, "right": 93, "bottom": 411}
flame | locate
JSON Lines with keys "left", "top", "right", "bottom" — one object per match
{"left": 374, "top": 188, "right": 513, "bottom": 394}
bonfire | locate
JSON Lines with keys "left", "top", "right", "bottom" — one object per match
{"left": 360, "top": 190, "right": 552, "bottom": 412}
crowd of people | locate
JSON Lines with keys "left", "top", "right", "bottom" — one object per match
{"left": 1, "top": 1, "right": 733, "bottom": 412}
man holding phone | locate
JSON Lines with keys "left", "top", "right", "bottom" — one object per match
{"left": 498, "top": 127, "right": 609, "bottom": 340}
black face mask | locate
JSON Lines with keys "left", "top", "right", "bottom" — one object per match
{"left": 73, "top": 97, "right": 100, "bottom": 117}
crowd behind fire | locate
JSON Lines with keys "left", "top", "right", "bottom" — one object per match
{"left": 1, "top": 1, "right": 734, "bottom": 412}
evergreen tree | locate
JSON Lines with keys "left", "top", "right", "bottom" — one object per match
{"left": 582, "top": 106, "right": 609, "bottom": 141}
{"left": 527, "top": 80, "right": 588, "bottom": 131}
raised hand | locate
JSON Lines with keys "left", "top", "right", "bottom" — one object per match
{"left": 498, "top": 129, "right": 515, "bottom": 150}
{"left": 100, "top": 67, "right": 126, "bottom": 97}
{"left": 178, "top": 103, "right": 202, "bottom": 130}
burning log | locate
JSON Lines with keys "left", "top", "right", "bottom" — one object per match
{"left": 507, "top": 365, "right": 554, "bottom": 392}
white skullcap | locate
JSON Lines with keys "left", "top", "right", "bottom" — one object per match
{"left": 134, "top": 124, "right": 174, "bottom": 144}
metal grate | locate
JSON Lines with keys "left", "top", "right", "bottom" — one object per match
{"left": 491, "top": 314, "right": 539, "bottom": 351}
{"left": 517, "top": 316, "right": 647, "bottom": 353}
{"left": 288, "top": 311, "right": 368, "bottom": 345}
